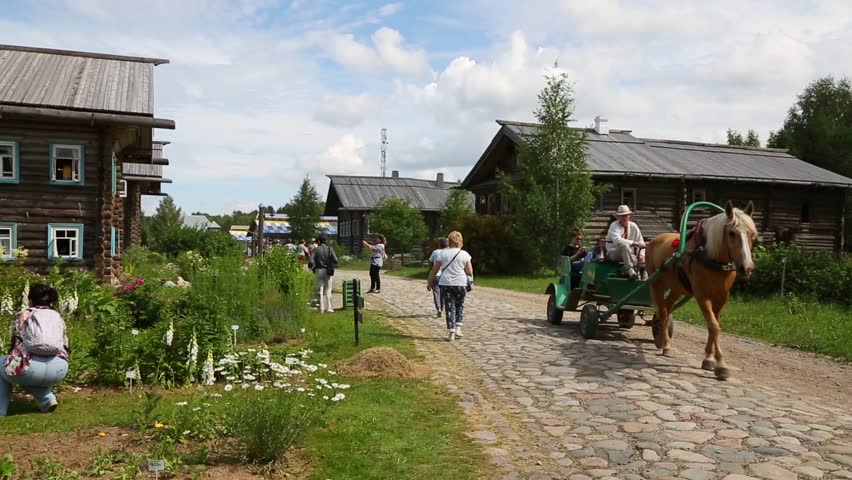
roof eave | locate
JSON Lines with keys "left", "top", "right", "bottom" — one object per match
{"left": 591, "top": 171, "right": 852, "bottom": 188}
{"left": 0, "top": 44, "right": 169, "bottom": 65}
{"left": 0, "top": 104, "right": 175, "bottom": 129}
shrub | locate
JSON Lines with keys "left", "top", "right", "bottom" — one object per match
{"left": 454, "top": 214, "right": 533, "bottom": 274}
{"left": 734, "top": 243, "right": 852, "bottom": 304}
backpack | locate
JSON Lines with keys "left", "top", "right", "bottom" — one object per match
{"left": 21, "top": 309, "right": 65, "bottom": 356}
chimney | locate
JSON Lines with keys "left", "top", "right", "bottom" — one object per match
{"left": 594, "top": 116, "right": 609, "bottom": 135}
{"left": 436, "top": 172, "right": 444, "bottom": 187}
{"left": 391, "top": 170, "right": 399, "bottom": 178}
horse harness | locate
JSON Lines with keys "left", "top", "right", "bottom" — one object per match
{"left": 675, "top": 220, "right": 737, "bottom": 295}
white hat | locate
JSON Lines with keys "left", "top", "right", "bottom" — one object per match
{"left": 615, "top": 205, "right": 633, "bottom": 216}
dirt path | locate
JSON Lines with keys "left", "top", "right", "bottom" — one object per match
{"left": 344, "top": 269, "right": 852, "bottom": 480}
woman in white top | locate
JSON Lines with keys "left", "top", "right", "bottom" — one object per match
{"left": 427, "top": 231, "right": 473, "bottom": 342}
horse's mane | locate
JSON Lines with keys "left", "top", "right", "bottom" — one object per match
{"left": 703, "top": 208, "right": 757, "bottom": 260}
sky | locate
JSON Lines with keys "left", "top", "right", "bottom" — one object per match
{"left": 2, "top": 0, "right": 852, "bottom": 215}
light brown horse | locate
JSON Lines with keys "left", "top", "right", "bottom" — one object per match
{"left": 646, "top": 201, "right": 757, "bottom": 380}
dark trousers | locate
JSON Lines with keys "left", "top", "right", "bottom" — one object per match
{"left": 369, "top": 264, "right": 382, "bottom": 291}
{"left": 441, "top": 286, "right": 467, "bottom": 331}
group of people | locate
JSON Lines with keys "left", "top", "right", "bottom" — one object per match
{"left": 306, "top": 233, "right": 388, "bottom": 313}
{"left": 427, "top": 231, "right": 474, "bottom": 342}
{"left": 562, "top": 204, "right": 648, "bottom": 280}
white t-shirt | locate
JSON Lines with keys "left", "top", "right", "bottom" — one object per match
{"left": 437, "top": 248, "right": 472, "bottom": 287}
{"left": 429, "top": 248, "right": 443, "bottom": 277}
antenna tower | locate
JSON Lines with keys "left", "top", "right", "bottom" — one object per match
{"left": 380, "top": 128, "right": 388, "bottom": 177}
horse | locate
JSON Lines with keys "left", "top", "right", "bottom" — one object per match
{"left": 645, "top": 201, "right": 757, "bottom": 380}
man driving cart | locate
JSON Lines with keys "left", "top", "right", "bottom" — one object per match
{"left": 607, "top": 205, "right": 647, "bottom": 280}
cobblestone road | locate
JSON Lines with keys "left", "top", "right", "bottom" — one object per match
{"left": 340, "top": 270, "right": 852, "bottom": 480}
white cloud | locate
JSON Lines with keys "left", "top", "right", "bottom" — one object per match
{"left": 378, "top": 2, "right": 404, "bottom": 17}
{"left": 326, "top": 27, "right": 429, "bottom": 75}
{"left": 312, "top": 134, "right": 370, "bottom": 173}
{"left": 314, "top": 93, "right": 380, "bottom": 127}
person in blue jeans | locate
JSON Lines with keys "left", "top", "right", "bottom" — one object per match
{"left": 1, "top": 284, "right": 70, "bottom": 416}
{"left": 561, "top": 228, "right": 588, "bottom": 274}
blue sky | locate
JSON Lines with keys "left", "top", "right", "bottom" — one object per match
{"left": 2, "top": 0, "right": 851, "bottom": 214}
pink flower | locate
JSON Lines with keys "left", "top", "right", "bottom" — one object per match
{"left": 124, "top": 285, "right": 133, "bottom": 291}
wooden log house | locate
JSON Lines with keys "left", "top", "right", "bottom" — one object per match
{"left": 323, "top": 171, "right": 469, "bottom": 255}
{"left": 0, "top": 45, "right": 175, "bottom": 279}
{"left": 461, "top": 118, "right": 852, "bottom": 250}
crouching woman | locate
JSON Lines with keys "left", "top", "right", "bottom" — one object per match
{"left": 1, "top": 284, "right": 70, "bottom": 416}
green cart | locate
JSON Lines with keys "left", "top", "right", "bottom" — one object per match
{"left": 544, "top": 202, "right": 725, "bottom": 340}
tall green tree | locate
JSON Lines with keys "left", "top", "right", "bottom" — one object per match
{"left": 282, "top": 176, "right": 324, "bottom": 242}
{"left": 439, "top": 188, "right": 474, "bottom": 233}
{"left": 499, "top": 69, "right": 604, "bottom": 269}
{"left": 768, "top": 76, "right": 852, "bottom": 178}
{"left": 727, "top": 128, "right": 761, "bottom": 147}
{"left": 146, "top": 195, "right": 183, "bottom": 247}
{"left": 367, "top": 197, "right": 428, "bottom": 264}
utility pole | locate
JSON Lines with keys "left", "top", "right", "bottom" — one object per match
{"left": 380, "top": 128, "right": 388, "bottom": 177}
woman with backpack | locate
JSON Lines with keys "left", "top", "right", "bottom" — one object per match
{"left": 1, "top": 284, "right": 69, "bottom": 416}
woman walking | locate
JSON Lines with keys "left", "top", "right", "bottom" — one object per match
{"left": 1, "top": 284, "right": 70, "bottom": 416}
{"left": 310, "top": 235, "right": 339, "bottom": 313}
{"left": 427, "top": 231, "right": 473, "bottom": 341}
{"left": 363, "top": 234, "right": 387, "bottom": 293}
{"left": 428, "top": 237, "right": 449, "bottom": 317}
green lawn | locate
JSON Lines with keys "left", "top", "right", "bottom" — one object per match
{"left": 1, "top": 309, "right": 491, "bottom": 480}
{"left": 386, "top": 266, "right": 553, "bottom": 295}
{"left": 677, "top": 296, "right": 852, "bottom": 362}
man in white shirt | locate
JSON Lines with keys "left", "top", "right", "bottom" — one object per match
{"left": 607, "top": 205, "right": 647, "bottom": 280}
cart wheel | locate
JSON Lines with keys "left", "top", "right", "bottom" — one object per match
{"left": 617, "top": 310, "right": 636, "bottom": 329}
{"left": 651, "top": 315, "right": 675, "bottom": 347}
{"left": 579, "top": 304, "right": 599, "bottom": 339}
{"left": 547, "top": 293, "right": 564, "bottom": 325}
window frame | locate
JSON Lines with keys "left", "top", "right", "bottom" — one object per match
{"left": 47, "top": 223, "right": 84, "bottom": 261}
{"left": 692, "top": 189, "right": 707, "bottom": 203}
{"left": 49, "top": 143, "right": 86, "bottom": 186}
{"left": 0, "top": 223, "right": 17, "bottom": 261}
{"left": 0, "top": 140, "right": 20, "bottom": 184}
{"left": 621, "top": 187, "right": 638, "bottom": 211}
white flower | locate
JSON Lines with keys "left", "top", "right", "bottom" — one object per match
{"left": 241, "top": 383, "right": 250, "bottom": 390}
{"left": 296, "top": 387, "right": 305, "bottom": 392}
{"left": 201, "top": 350, "right": 215, "bottom": 386}
{"left": 0, "top": 293, "right": 14, "bottom": 316}
{"left": 192, "top": 407, "right": 201, "bottom": 412}
{"left": 209, "top": 393, "right": 222, "bottom": 398}
{"left": 300, "top": 328, "right": 306, "bottom": 334}
{"left": 175, "top": 402, "right": 188, "bottom": 407}
{"left": 182, "top": 430, "right": 191, "bottom": 436}
{"left": 328, "top": 370, "right": 337, "bottom": 375}
{"left": 224, "top": 384, "right": 234, "bottom": 392}
{"left": 323, "top": 396, "right": 329, "bottom": 400}
{"left": 254, "top": 384, "right": 264, "bottom": 391}
{"left": 331, "top": 393, "right": 346, "bottom": 402}
{"left": 163, "top": 321, "right": 174, "bottom": 346}
{"left": 20, "top": 280, "right": 29, "bottom": 311}
{"left": 285, "top": 357, "right": 298, "bottom": 365}
{"left": 186, "top": 332, "right": 199, "bottom": 370}
{"left": 257, "top": 347, "right": 270, "bottom": 364}
{"left": 244, "top": 374, "right": 256, "bottom": 381}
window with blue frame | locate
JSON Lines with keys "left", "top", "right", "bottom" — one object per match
{"left": 50, "top": 143, "right": 85, "bottom": 185}
{"left": 110, "top": 226, "right": 120, "bottom": 257}
{"left": 48, "top": 223, "right": 84, "bottom": 261}
{"left": 0, "top": 223, "right": 16, "bottom": 260}
{"left": 0, "top": 141, "right": 19, "bottom": 184}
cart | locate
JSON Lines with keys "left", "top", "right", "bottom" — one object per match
{"left": 544, "top": 202, "right": 725, "bottom": 341}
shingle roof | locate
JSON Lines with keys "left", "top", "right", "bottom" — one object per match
{"left": 325, "top": 175, "right": 464, "bottom": 213}
{"left": 182, "top": 215, "right": 220, "bottom": 230}
{"left": 462, "top": 120, "right": 852, "bottom": 188}
{"left": 0, "top": 45, "right": 168, "bottom": 115}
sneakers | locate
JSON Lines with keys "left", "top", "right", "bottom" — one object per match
{"left": 454, "top": 326, "right": 463, "bottom": 338}
{"left": 366, "top": 289, "right": 376, "bottom": 294}
{"left": 40, "top": 398, "right": 58, "bottom": 413}
{"left": 327, "top": 308, "right": 335, "bottom": 313}
{"left": 435, "top": 310, "right": 442, "bottom": 318}
{"left": 626, "top": 268, "right": 639, "bottom": 281}
{"left": 447, "top": 330, "right": 455, "bottom": 342}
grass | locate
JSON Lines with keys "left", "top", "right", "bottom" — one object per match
{"left": 386, "top": 266, "right": 553, "bottom": 295}
{"left": 677, "top": 295, "right": 852, "bottom": 362}
{"left": 1, "top": 308, "right": 492, "bottom": 480}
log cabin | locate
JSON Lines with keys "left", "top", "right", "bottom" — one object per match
{"left": 323, "top": 171, "right": 466, "bottom": 255}
{"left": 0, "top": 45, "right": 175, "bottom": 279}
{"left": 461, "top": 118, "right": 852, "bottom": 250}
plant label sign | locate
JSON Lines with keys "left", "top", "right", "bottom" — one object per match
{"left": 147, "top": 459, "right": 165, "bottom": 471}
{"left": 231, "top": 325, "right": 240, "bottom": 330}
{"left": 125, "top": 369, "right": 136, "bottom": 380}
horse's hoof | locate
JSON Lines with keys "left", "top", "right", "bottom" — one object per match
{"left": 701, "top": 359, "right": 716, "bottom": 371}
{"left": 714, "top": 366, "right": 731, "bottom": 380}
{"left": 662, "top": 348, "right": 675, "bottom": 357}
